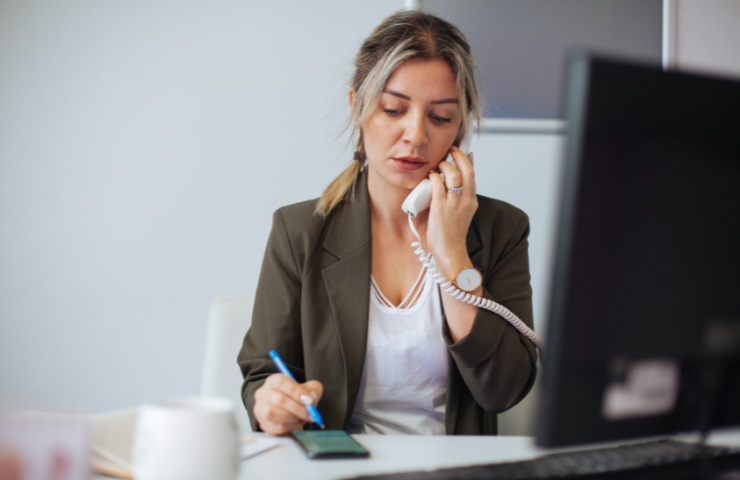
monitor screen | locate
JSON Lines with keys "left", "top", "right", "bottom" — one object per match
{"left": 535, "top": 53, "right": 740, "bottom": 447}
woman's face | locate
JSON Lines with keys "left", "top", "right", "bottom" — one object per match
{"left": 360, "top": 58, "right": 463, "bottom": 194}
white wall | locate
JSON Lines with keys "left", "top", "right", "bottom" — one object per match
{"left": 0, "top": 0, "right": 404, "bottom": 413}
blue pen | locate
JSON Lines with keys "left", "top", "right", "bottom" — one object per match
{"left": 269, "top": 349, "right": 326, "bottom": 429}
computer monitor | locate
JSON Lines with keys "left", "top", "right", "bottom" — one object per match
{"left": 535, "top": 53, "right": 740, "bottom": 448}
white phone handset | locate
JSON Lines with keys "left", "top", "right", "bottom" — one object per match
{"left": 456, "top": 131, "right": 471, "bottom": 159}
{"left": 401, "top": 179, "right": 433, "bottom": 218}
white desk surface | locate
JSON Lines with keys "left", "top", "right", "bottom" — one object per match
{"left": 239, "top": 434, "right": 538, "bottom": 479}
{"left": 233, "top": 429, "right": 740, "bottom": 480}
{"left": 91, "top": 429, "right": 740, "bottom": 480}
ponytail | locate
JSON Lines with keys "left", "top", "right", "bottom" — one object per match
{"left": 314, "top": 157, "right": 363, "bottom": 217}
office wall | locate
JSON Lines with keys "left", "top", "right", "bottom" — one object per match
{"left": 0, "top": 0, "right": 404, "bottom": 411}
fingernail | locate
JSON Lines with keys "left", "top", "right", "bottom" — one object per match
{"left": 469, "top": 152, "right": 474, "bottom": 162}
{"left": 310, "top": 391, "right": 319, "bottom": 403}
{"left": 450, "top": 145, "right": 458, "bottom": 152}
{"left": 300, "top": 394, "right": 314, "bottom": 406}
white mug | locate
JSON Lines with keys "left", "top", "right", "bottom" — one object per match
{"left": 131, "top": 396, "right": 240, "bottom": 480}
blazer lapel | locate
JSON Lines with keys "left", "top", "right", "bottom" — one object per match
{"left": 321, "top": 175, "right": 372, "bottom": 426}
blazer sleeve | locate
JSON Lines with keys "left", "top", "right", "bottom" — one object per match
{"left": 237, "top": 208, "right": 306, "bottom": 432}
{"left": 444, "top": 201, "right": 538, "bottom": 413}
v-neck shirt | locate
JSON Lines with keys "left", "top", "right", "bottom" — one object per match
{"left": 348, "top": 267, "right": 448, "bottom": 435}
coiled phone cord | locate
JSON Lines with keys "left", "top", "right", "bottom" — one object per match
{"left": 408, "top": 214, "right": 544, "bottom": 349}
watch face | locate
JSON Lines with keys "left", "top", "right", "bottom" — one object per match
{"left": 456, "top": 268, "right": 482, "bottom": 292}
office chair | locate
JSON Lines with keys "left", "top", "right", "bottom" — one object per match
{"left": 201, "top": 296, "right": 254, "bottom": 433}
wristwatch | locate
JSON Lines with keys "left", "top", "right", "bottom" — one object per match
{"left": 452, "top": 266, "right": 482, "bottom": 292}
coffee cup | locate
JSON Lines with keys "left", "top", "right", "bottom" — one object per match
{"left": 131, "top": 396, "right": 239, "bottom": 480}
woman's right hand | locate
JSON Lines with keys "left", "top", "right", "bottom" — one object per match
{"left": 253, "top": 373, "right": 324, "bottom": 436}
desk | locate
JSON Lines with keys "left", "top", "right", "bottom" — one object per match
{"left": 239, "top": 434, "right": 538, "bottom": 479}
{"left": 233, "top": 429, "right": 740, "bottom": 480}
{"left": 90, "top": 429, "right": 740, "bottom": 480}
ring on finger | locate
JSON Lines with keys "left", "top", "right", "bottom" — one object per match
{"left": 447, "top": 186, "right": 463, "bottom": 194}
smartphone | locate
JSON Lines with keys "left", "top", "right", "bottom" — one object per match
{"left": 291, "top": 430, "right": 370, "bottom": 459}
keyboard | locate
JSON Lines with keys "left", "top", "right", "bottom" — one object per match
{"left": 345, "top": 439, "right": 740, "bottom": 480}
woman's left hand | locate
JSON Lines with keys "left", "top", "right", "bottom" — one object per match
{"left": 426, "top": 146, "right": 479, "bottom": 282}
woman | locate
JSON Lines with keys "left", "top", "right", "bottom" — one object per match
{"left": 237, "top": 9, "right": 538, "bottom": 436}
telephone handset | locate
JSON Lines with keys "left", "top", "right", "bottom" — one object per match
{"left": 401, "top": 178, "right": 434, "bottom": 218}
{"left": 401, "top": 132, "right": 469, "bottom": 218}
{"left": 401, "top": 138, "right": 543, "bottom": 349}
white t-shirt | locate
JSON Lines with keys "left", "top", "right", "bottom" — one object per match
{"left": 348, "top": 267, "right": 448, "bottom": 435}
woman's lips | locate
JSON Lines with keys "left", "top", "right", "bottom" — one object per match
{"left": 394, "top": 157, "right": 426, "bottom": 171}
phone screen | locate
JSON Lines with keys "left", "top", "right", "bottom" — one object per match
{"left": 291, "top": 430, "right": 370, "bottom": 459}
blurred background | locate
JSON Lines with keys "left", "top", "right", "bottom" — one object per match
{"left": 1, "top": 0, "right": 738, "bottom": 435}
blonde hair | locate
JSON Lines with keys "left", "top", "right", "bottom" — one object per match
{"left": 315, "top": 9, "right": 483, "bottom": 217}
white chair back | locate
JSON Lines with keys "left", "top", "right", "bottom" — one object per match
{"left": 201, "top": 296, "right": 253, "bottom": 433}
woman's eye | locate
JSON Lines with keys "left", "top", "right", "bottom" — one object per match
{"left": 431, "top": 114, "right": 453, "bottom": 124}
{"left": 383, "top": 108, "right": 402, "bottom": 117}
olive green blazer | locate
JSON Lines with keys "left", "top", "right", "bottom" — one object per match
{"left": 237, "top": 172, "right": 538, "bottom": 434}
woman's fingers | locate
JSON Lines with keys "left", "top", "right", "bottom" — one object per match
{"left": 253, "top": 374, "right": 324, "bottom": 435}
{"left": 264, "top": 374, "right": 317, "bottom": 421}
{"left": 433, "top": 147, "right": 476, "bottom": 202}
{"left": 303, "top": 380, "right": 324, "bottom": 404}
{"left": 448, "top": 146, "right": 476, "bottom": 196}
{"left": 437, "top": 158, "right": 462, "bottom": 190}
{"left": 253, "top": 401, "right": 304, "bottom": 435}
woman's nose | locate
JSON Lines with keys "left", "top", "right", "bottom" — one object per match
{"left": 403, "top": 113, "right": 428, "bottom": 147}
